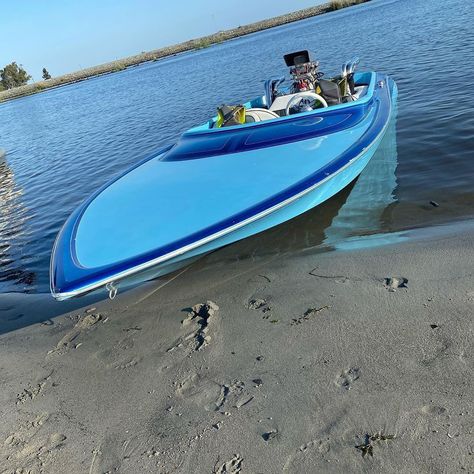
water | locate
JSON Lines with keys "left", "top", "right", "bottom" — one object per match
{"left": 0, "top": 0, "right": 473, "bottom": 294}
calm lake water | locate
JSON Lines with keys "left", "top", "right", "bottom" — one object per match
{"left": 0, "top": 0, "right": 473, "bottom": 294}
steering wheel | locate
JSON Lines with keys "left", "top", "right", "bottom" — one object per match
{"left": 285, "top": 92, "right": 328, "bottom": 116}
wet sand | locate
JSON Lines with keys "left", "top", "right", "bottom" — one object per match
{"left": 0, "top": 225, "right": 473, "bottom": 473}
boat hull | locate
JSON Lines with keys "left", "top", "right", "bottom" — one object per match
{"left": 51, "top": 72, "right": 397, "bottom": 300}
{"left": 120, "top": 134, "right": 385, "bottom": 286}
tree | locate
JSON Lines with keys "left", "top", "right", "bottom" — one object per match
{"left": 42, "top": 68, "right": 51, "bottom": 80}
{"left": 0, "top": 62, "right": 31, "bottom": 89}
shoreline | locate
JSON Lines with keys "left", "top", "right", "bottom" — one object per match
{"left": 0, "top": 212, "right": 472, "bottom": 472}
{"left": 1, "top": 214, "right": 473, "bottom": 306}
{"left": 0, "top": 0, "right": 370, "bottom": 103}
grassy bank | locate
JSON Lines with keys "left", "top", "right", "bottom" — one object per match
{"left": 330, "top": 0, "right": 367, "bottom": 9}
{"left": 0, "top": 0, "right": 370, "bottom": 103}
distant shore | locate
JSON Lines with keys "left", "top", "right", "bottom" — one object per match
{"left": 0, "top": 0, "right": 370, "bottom": 103}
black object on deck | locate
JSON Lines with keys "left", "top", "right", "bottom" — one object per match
{"left": 284, "top": 50, "right": 311, "bottom": 67}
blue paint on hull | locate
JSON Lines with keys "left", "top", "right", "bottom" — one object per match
{"left": 51, "top": 72, "right": 397, "bottom": 299}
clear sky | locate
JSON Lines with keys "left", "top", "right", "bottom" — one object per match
{"left": 1, "top": 0, "right": 326, "bottom": 79}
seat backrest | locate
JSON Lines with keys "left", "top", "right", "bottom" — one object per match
{"left": 245, "top": 108, "right": 279, "bottom": 123}
{"left": 269, "top": 93, "right": 303, "bottom": 116}
{"left": 216, "top": 105, "right": 246, "bottom": 128}
{"left": 318, "top": 79, "right": 341, "bottom": 106}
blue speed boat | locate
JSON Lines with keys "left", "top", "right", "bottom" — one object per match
{"left": 51, "top": 51, "right": 397, "bottom": 300}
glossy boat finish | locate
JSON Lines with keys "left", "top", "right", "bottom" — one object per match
{"left": 51, "top": 71, "right": 397, "bottom": 300}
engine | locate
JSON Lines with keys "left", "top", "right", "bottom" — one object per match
{"left": 283, "top": 50, "right": 324, "bottom": 93}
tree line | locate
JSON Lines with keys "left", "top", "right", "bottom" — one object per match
{"left": 0, "top": 63, "right": 51, "bottom": 91}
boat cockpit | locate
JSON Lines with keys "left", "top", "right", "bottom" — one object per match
{"left": 208, "top": 50, "right": 369, "bottom": 129}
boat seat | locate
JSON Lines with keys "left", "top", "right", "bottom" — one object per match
{"left": 268, "top": 93, "right": 305, "bottom": 116}
{"left": 318, "top": 79, "right": 342, "bottom": 106}
{"left": 245, "top": 108, "right": 279, "bottom": 123}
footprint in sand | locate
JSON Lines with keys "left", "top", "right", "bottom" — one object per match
{"left": 48, "top": 309, "right": 104, "bottom": 355}
{"left": 175, "top": 373, "right": 223, "bottom": 411}
{"left": 175, "top": 375, "right": 252, "bottom": 412}
{"left": 421, "top": 331, "right": 453, "bottom": 366}
{"left": 384, "top": 277, "right": 408, "bottom": 292}
{"left": 291, "top": 306, "right": 330, "bottom": 325}
{"left": 298, "top": 438, "right": 330, "bottom": 455}
{"left": 247, "top": 298, "right": 271, "bottom": 313}
{"left": 217, "top": 380, "right": 254, "bottom": 410}
{"left": 89, "top": 434, "right": 143, "bottom": 474}
{"left": 284, "top": 436, "right": 348, "bottom": 472}
{"left": 182, "top": 301, "right": 219, "bottom": 350}
{"left": 168, "top": 301, "right": 219, "bottom": 353}
{"left": 16, "top": 371, "right": 53, "bottom": 405}
{"left": 421, "top": 405, "right": 447, "bottom": 416}
{"left": 114, "top": 356, "right": 141, "bottom": 370}
{"left": 94, "top": 333, "right": 137, "bottom": 370}
{"left": 262, "top": 429, "right": 278, "bottom": 441}
{"left": 214, "top": 454, "right": 243, "bottom": 474}
{"left": 3, "top": 417, "right": 66, "bottom": 474}
{"left": 335, "top": 368, "right": 360, "bottom": 391}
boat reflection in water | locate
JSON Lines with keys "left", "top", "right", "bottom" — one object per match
{"left": 322, "top": 105, "right": 404, "bottom": 250}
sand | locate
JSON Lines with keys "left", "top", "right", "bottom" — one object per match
{"left": 0, "top": 224, "right": 473, "bottom": 473}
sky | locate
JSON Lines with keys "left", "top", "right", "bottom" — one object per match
{"left": 1, "top": 0, "right": 326, "bottom": 79}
